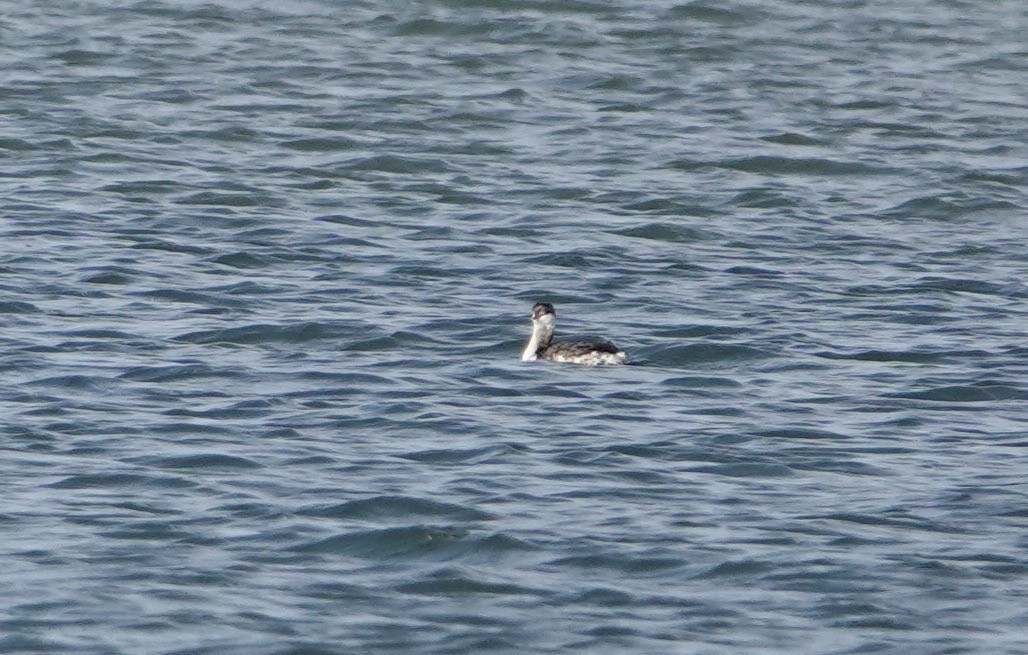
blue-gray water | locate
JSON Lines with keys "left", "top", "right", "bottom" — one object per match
{"left": 1, "top": 1, "right": 1026, "bottom": 653}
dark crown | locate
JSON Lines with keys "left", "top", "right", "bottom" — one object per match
{"left": 532, "top": 302, "right": 555, "bottom": 319}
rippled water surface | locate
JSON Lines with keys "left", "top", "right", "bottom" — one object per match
{"left": 2, "top": 1, "right": 1026, "bottom": 653}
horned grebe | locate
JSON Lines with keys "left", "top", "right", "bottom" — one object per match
{"left": 520, "top": 302, "right": 627, "bottom": 366}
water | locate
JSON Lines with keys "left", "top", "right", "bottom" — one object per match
{"left": 1, "top": 1, "right": 1026, "bottom": 653}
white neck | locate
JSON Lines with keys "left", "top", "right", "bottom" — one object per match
{"left": 521, "top": 319, "right": 554, "bottom": 361}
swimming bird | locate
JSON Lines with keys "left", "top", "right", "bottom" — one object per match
{"left": 520, "top": 302, "right": 626, "bottom": 365}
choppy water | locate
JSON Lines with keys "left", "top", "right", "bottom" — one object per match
{"left": 2, "top": 1, "right": 1026, "bottom": 653}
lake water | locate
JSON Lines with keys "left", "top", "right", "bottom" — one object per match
{"left": 1, "top": 1, "right": 1026, "bottom": 653}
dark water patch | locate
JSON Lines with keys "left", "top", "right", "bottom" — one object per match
{"left": 619, "top": 197, "right": 697, "bottom": 215}
{"left": 690, "top": 406, "right": 749, "bottom": 417}
{"left": 297, "top": 580, "right": 381, "bottom": 605}
{"left": 524, "top": 252, "right": 597, "bottom": 268}
{"left": 52, "top": 49, "right": 113, "bottom": 66}
{"left": 203, "top": 281, "right": 290, "bottom": 296}
{"left": 0, "top": 137, "right": 40, "bottom": 152}
{"left": 150, "top": 421, "right": 235, "bottom": 435}
{"left": 759, "top": 132, "right": 828, "bottom": 146}
{"left": 614, "top": 222, "right": 708, "bottom": 243}
{"left": 550, "top": 553, "right": 684, "bottom": 575}
{"left": 219, "top": 225, "right": 291, "bottom": 246}
{"left": 695, "top": 558, "right": 774, "bottom": 580}
{"left": 869, "top": 416, "right": 925, "bottom": 430}
{"left": 146, "top": 454, "right": 262, "bottom": 470}
{"left": 292, "top": 178, "right": 336, "bottom": 190}
{"left": 208, "top": 251, "right": 278, "bottom": 269}
{"left": 54, "top": 328, "right": 142, "bottom": 341}
{"left": 345, "top": 335, "right": 401, "bottom": 351}
{"left": 86, "top": 126, "right": 153, "bottom": 142}
{"left": 909, "top": 276, "right": 1011, "bottom": 297}
{"left": 651, "top": 325, "right": 751, "bottom": 339}
{"left": 176, "top": 125, "right": 264, "bottom": 143}
{"left": 464, "top": 383, "right": 526, "bottom": 399}
{"left": 311, "top": 235, "right": 383, "bottom": 250}
{"left": 313, "top": 214, "right": 381, "bottom": 228}
{"left": 522, "top": 384, "right": 592, "bottom": 400}
{"left": 280, "top": 137, "right": 358, "bottom": 152}
{"left": 99, "top": 521, "right": 195, "bottom": 542}
{"left": 112, "top": 501, "right": 183, "bottom": 517}
{"left": 130, "top": 288, "right": 224, "bottom": 306}
{"left": 886, "top": 382, "right": 1026, "bottom": 402}
{"left": 831, "top": 616, "right": 919, "bottom": 631}
{"left": 293, "top": 525, "right": 467, "bottom": 559}
{"left": 119, "top": 363, "right": 234, "bottom": 383}
{"left": 602, "top": 390, "right": 650, "bottom": 401}
{"left": 390, "top": 264, "right": 481, "bottom": 280}
{"left": 164, "top": 399, "right": 276, "bottom": 420}
{"left": 58, "top": 343, "right": 150, "bottom": 363}
{"left": 100, "top": 180, "right": 184, "bottom": 195}
{"left": 756, "top": 428, "right": 847, "bottom": 441}
{"left": 805, "top": 512, "right": 967, "bottom": 534}
{"left": 24, "top": 375, "right": 109, "bottom": 392}
{"left": 477, "top": 224, "right": 548, "bottom": 238}
{"left": 81, "top": 269, "right": 135, "bottom": 285}
{"left": 404, "top": 224, "right": 457, "bottom": 240}
{"left": 644, "top": 343, "right": 768, "bottom": 366}
{"left": 661, "top": 375, "right": 744, "bottom": 389}
{"left": 348, "top": 154, "right": 441, "bottom": 175}
{"left": 841, "top": 283, "right": 938, "bottom": 301}
{"left": 980, "top": 561, "right": 1028, "bottom": 578}
{"left": 958, "top": 167, "right": 1028, "bottom": 187}
{"left": 290, "top": 371, "right": 394, "bottom": 386}
{"left": 389, "top": 329, "right": 448, "bottom": 348}
{"left": 299, "top": 496, "right": 492, "bottom": 522}
{"left": 0, "top": 300, "right": 41, "bottom": 314}
{"left": 601, "top": 442, "right": 681, "bottom": 460}
{"left": 792, "top": 457, "right": 887, "bottom": 476}
{"left": 404, "top": 186, "right": 486, "bottom": 206}
{"left": 135, "top": 88, "right": 202, "bottom": 105}
{"left": 731, "top": 189, "right": 800, "bottom": 209}
{"left": 390, "top": 17, "right": 463, "bottom": 37}
{"left": 691, "top": 462, "right": 794, "bottom": 478}
{"left": 397, "top": 446, "right": 513, "bottom": 465}
{"left": 19, "top": 404, "right": 70, "bottom": 417}
{"left": 670, "top": 155, "right": 890, "bottom": 176}
{"left": 176, "top": 192, "right": 264, "bottom": 207}
{"left": 724, "top": 265, "right": 783, "bottom": 278}
{"left": 174, "top": 321, "right": 354, "bottom": 345}
{"left": 665, "top": 3, "right": 758, "bottom": 25}
{"left": 813, "top": 349, "right": 983, "bottom": 364}
{"left": 395, "top": 570, "right": 540, "bottom": 597}
{"left": 47, "top": 472, "right": 191, "bottom": 490}
{"left": 882, "top": 194, "right": 974, "bottom": 220}
{"left": 562, "top": 586, "right": 636, "bottom": 607}
{"left": 0, "top": 634, "right": 67, "bottom": 653}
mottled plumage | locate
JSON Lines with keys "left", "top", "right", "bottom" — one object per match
{"left": 521, "top": 302, "right": 626, "bottom": 366}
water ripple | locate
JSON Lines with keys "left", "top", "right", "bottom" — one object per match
{"left": 1, "top": 1, "right": 1025, "bottom": 654}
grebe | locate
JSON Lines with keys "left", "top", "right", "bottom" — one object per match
{"left": 520, "top": 302, "right": 627, "bottom": 366}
